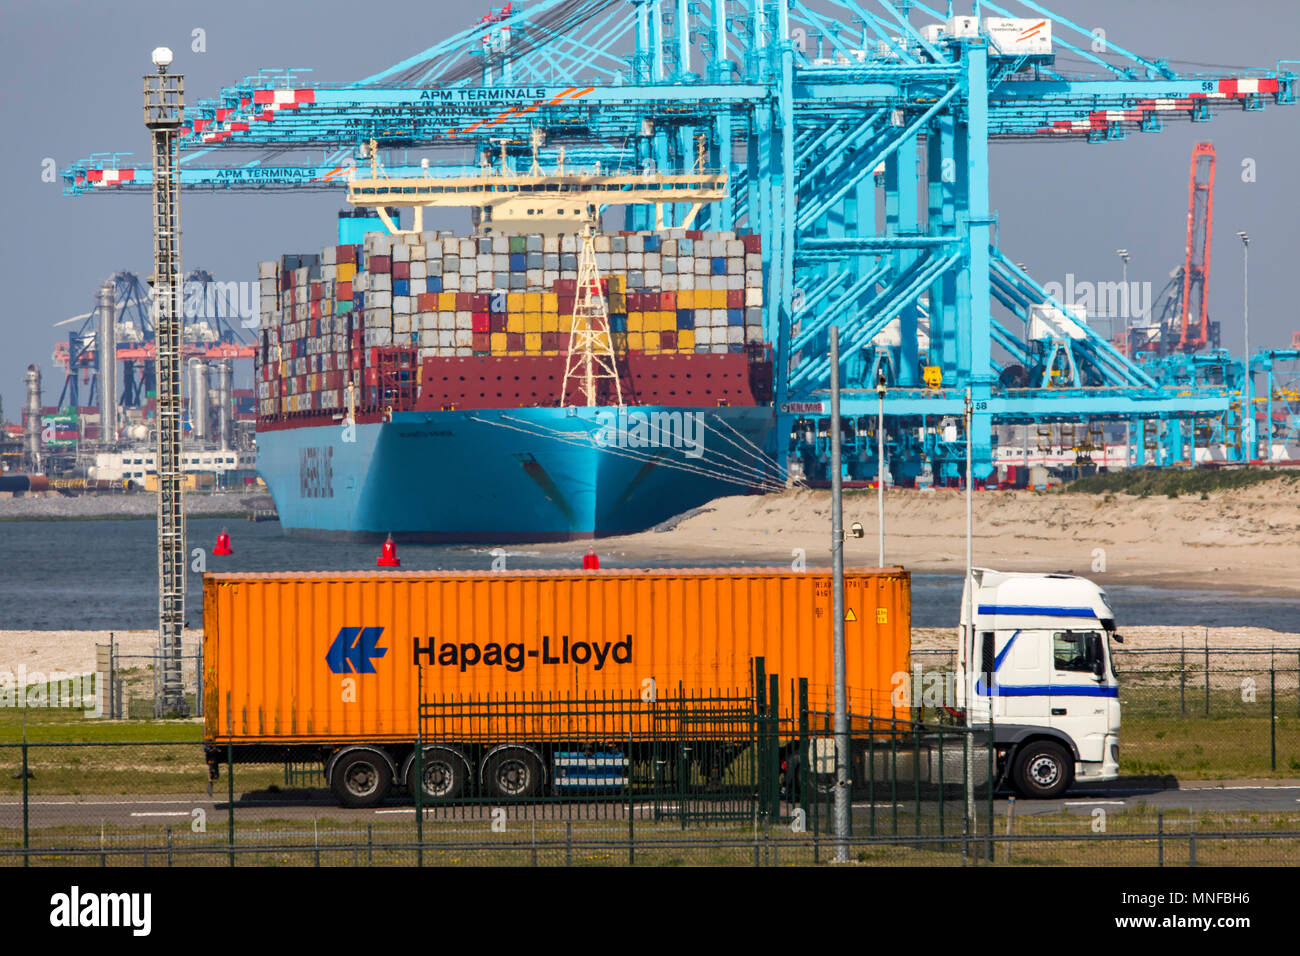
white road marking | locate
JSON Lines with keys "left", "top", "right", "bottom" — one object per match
{"left": 0, "top": 799, "right": 204, "bottom": 807}
{"left": 1064, "top": 800, "right": 1126, "bottom": 806}
{"left": 130, "top": 811, "right": 193, "bottom": 818}
{"left": 374, "top": 809, "right": 416, "bottom": 814}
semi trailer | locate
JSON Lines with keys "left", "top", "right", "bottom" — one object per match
{"left": 201, "top": 565, "right": 1121, "bottom": 806}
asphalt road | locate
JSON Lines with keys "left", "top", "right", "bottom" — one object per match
{"left": 3, "top": 779, "right": 1300, "bottom": 829}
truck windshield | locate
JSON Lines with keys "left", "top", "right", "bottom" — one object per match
{"left": 1053, "top": 630, "right": 1104, "bottom": 674}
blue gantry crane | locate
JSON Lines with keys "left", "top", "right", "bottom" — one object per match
{"left": 62, "top": 0, "right": 1295, "bottom": 482}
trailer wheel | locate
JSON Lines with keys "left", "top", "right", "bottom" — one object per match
{"left": 408, "top": 747, "right": 469, "bottom": 801}
{"left": 482, "top": 748, "right": 544, "bottom": 799}
{"left": 1013, "top": 741, "right": 1073, "bottom": 799}
{"left": 330, "top": 750, "right": 393, "bottom": 808}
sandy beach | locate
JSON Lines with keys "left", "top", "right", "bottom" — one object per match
{"left": 539, "top": 480, "right": 1300, "bottom": 598}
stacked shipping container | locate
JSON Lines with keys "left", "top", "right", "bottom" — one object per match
{"left": 256, "top": 228, "right": 764, "bottom": 420}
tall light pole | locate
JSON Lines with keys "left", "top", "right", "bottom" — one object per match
{"left": 145, "top": 47, "right": 188, "bottom": 715}
{"left": 876, "top": 369, "right": 886, "bottom": 567}
{"left": 1116, "top": 249, "right": 1130, "bottom": 350}
{"left": 828, "top": 327, "right": 849, "bottom": 862}
{"left": 1237, "top": 232, "right": 1251, "bottom": 461}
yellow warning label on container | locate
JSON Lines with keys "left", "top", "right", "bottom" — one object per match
{"left": 876, "top": 608, "right": 888, "bottom": 624}
{"left": 844, "top": 608, "right": 857, "bottom": 622}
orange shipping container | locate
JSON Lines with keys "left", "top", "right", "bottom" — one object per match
{"left": 203, "top": 567, "right": 910, "bottom": 746}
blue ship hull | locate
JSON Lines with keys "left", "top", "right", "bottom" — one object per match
{"left": 256, "top": 406, "right": 776, "bottom": 541}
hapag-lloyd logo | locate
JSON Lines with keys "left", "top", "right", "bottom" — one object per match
{"left": 593, "top": 409, "right": 705, "bottom": 459}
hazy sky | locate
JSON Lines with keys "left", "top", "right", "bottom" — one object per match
{"left": 1, "top": 0, "right": 1297, "bottom": 418}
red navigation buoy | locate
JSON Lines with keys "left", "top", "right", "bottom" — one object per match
{"left": 213, "top": 529, "right": 233, "bottom": 556}
{"left": 377, "top": 534, "right": 401, "bottom": 568}
{"left": 582, "top": 547, "right": 600, "bottom": 570}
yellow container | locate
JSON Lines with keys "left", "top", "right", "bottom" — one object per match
{"left": 439, "top": 292, "right": 457, "bottom": 311}
{"left": 524, "top": 314, "right": 542, "bottom": 333}
{"left": 643, "top": 331, "right": 660, "bottom": 352}
{"left": 541, "top": 314, "right": 559, "bottom": 333}
{"left": 627, "top": 313, "right": 643, "bottom": 332}
{"left": 524, "top": 332, "right": 542, "bottom": 352}
{"left": 337, "top": 263, "right": 356, "bottom": 283}
{"left": 508, "top": 292, "right": 525, "bottom": 312}
{"left": 490, "top": 332, "right": 508, "bottom": 352}
{"left": 627, "top": 331, "right": 643, "bottom": 350}
{"left": 524, "top": 292, "right": 542, "bottom": 312}
{"left": 543, "top": 293, "right": 558, "bottom": 313}
{"left": 678, "top": 329, "right": 695, "bottom": 350}
{"left": 203, "top": 568, "right": 911, "bottom": 744}
{"left": 507, "top": 314, "right": 524, "bottom": 334}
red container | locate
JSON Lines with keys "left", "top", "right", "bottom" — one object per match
{"left": 489, "top": 315, "right": 506, "bottom": 333}
{"left": 417, "top": 292, "right": 438, "bottom": 312}
{"left": 338, "top": 281, "right": 352, "bottom": 300}
{"left": 472, "top": 292, "right": 489, "bottom": 311}
{"left": 741, "top": 234, "right": 762, "bottom": 253}
{"left": 662, "top": 331, "right": 677, "bottom": 349}
{"left": 370, "top": 255, "right": 391, "bottom": 273}
{"left": 727, "top": 289, "right": 744, "bottom": 309}
{"left": 472, "top": 313, "right": 489, "bottom": 333}
{"left": 542, "top": 332, "right": 561, "bottom": 351}
{"left": 659, "top": 291, "right": 676, "bottom": 310}
{"left": 336, "top": 245, "right": 357, "bottom": 264}
{"left": 392, "top": 260, "right": 410, "bottom": 280}
{"left": 506, "top": 332, "right": 524, "bottom": 351}
{"left": 456, "top": 292, "right": 473, "bottom": 311}
{"left": 472, "top": 332, "right": 490, "bottom": 351}
{"left": 364, "top": 368, "right": 378, "bottom": 386}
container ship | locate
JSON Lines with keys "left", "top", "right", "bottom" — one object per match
{"left": 254, "top": 160, "right": 778, "bottom": 541}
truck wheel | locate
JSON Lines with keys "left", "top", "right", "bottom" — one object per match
{"left": 330, "top": 750, "right": 393, "bottom": 808}
{"left": 1013, "top": 741, "right": 1073, "bottom": 799}
{"left": 482, "top": 748, "right": 543, "bottom": 799}
{"left": 409, "top": 747, "right": 469, "bottom": 801}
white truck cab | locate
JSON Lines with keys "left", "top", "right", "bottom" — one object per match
{"left": 957, "top": 569, "right": 1122, "bottom": 798}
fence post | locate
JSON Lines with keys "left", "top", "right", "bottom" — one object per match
{"left": 416, "top": 666, "right": 424, "bottom": 867}
{"left": 1157, "top": 811, "right": 1164, "bottom": 867}
{"left": 1179, "top": 639, "right": 1186, "bottom": 717}
{"left": 768, "top": 674, "right": 780, "bottom": 822}
{"left": 1270, "top": 657, "right": 1277, "bottom": 772}
{"left": 227, "top": 741, "right": 235, "bottom": 867}
{"left": 565, "top": 819, "right": 572, "bottom": 867}
{"left": 21, "top": 742, "right": 29, "bottom": 868}
{"left": 167, "top": 826, "right": 173, "bottom": 868}
{"left": 868, "top": 714, "right": 876, "bottom": 837}
{"left": 1204, "top": 632, "right": 1210, "bottom": 717}
{"left": 627, "top": 730, "right": 635, "bottom": 867}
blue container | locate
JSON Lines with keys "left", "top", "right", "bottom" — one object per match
{"left": 728, "top": 341, "right": 745, "bottom": 353}
{"left": 354, "top": 292, "right": 365, "bottom": 309}
{"left": 727, "top": 308, "right": 744, "bottom": 326}
{"left": 676, "top": 308, "right": 694, "bottom": 329}
{"left": 610, "top": 313, "right": 627, "bottom": 332}
{"left": 679, "top": 238, "right": 694, "bottom": 255}
{"left": 393, "top": 278, "right": 410, "bottom": 296}
{"left": 712, "top": 257, "right": 727, "bottom": 275}
{"left": 644, "top": 235, "right": 660, "bottom": 253}
{"left": 428, "top": 275, "right": 442, "bottom": 294}
{"left": 510, "top": 252, "right": 527, "bottom": 271}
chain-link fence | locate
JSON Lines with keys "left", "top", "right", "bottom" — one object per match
{"left": 93, "top": 641, "right": 202, "bottom": 719}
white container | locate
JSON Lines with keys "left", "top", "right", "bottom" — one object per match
{"left": 410, "top": 261, "right": 427, "bottom": 280}
{"left": 946, "top": 15, "right": 979, "bottom": 38}
{"left": 986, "top": 17, "right": 1052, "bottom": 56}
